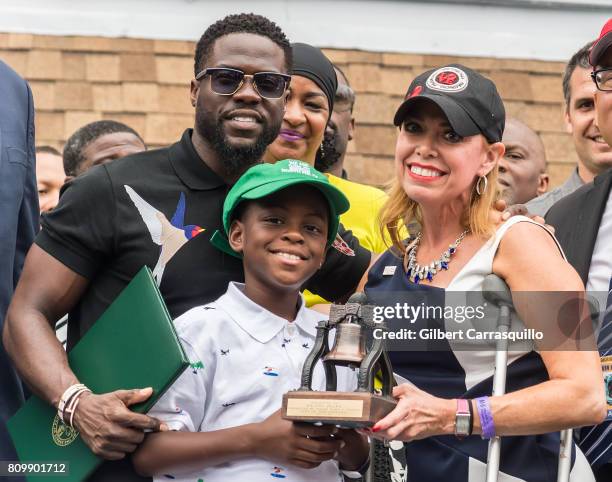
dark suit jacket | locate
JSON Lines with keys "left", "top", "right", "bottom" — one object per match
{"left": 0, "top": 60, "right": 38, "bottom": 462}
{"left": 546, "top": 168, "right": 612, "bottom": 285}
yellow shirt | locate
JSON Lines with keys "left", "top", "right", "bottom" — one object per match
{"left": 305, "top": 174, "right": 389, "bottom": 306}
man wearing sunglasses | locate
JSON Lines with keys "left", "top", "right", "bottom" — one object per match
{"left": 592, "top": 20, "right": 612, "bottom": 147}
{"left": 546, "top": 17, "right": 612, "bottom": 482}
{"left": 3, "top": 13, "right": 371, "bottom": 482}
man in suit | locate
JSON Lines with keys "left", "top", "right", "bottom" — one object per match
{"left": 0, "top": 61, "right": 38, "bottom": 471}
{"left": 546, "top": 18, "right": 612, "bottom": 481}
{"left": 526, "top": 40, "right": 612, "bottom": 217}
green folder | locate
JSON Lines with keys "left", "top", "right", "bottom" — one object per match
{"left": 7, "top": 267, "right": 190, "bottom": 481}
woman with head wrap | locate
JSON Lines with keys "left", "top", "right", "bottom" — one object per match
{"left": 264, "top": 43, "right": 392, "bottom": 308}
{"left": 264, "top": 42, "right": 337, "bottom": 166}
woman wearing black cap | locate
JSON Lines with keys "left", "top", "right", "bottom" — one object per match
{"left": 364, "top": 65, "right": 605, "bottom": 481}
{"left": 264, "top": 43, "right": 390, "bottom": 306}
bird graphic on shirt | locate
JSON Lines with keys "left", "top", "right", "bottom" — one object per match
{"left": 271, "top": 466, "right": 286, "bottom": 478}
{"left": 124, "top": 185, "right": 205, "bottom": 284}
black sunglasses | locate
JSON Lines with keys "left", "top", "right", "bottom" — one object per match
{"left": 195, "top": 67, "right": 290, "bottom": 99}
{"left": 591, "top": 68, "right": 612, "bottom": 92}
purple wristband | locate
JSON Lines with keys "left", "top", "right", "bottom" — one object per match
{"left": 475, "top": 396, "right": 495, "bottom": 439}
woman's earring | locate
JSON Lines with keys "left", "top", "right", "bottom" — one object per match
{"left": 476, "top": 175, "right": 488, "bottom": 195}
{"left": 319, "top": 143, "right": 325, "bottom": 159}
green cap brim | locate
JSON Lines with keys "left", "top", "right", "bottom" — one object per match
{"left": 223, "top": 178, "right": 349, "bottom": 250}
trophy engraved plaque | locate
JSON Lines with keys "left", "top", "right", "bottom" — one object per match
{"left": 282, "top": 293, "right": 396, "bottom": 428}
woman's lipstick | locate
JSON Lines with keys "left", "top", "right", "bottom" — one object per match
{"left": 279, "top": 129, "right": 305, "bottom": 142}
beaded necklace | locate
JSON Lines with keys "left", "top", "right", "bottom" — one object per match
{"left": 406, "top": 230, "right": 469, "bottom": 284}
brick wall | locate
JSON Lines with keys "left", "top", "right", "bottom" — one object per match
{"left": 0, "top": 32, "right": 575, "bottom": 188}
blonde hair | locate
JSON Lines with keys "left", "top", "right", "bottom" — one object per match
{"left": 380, "top": 157, "right": 501, "bottom": 254}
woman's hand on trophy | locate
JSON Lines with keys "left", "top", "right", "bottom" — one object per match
{"left": 73, "top": 387, "right": 168, "bottom": 460}
{"left": 250, "top": 409, "right": 344, "bottom": 469}
{"left": 367, "top": 384, "right": 455, "bottom": 442}
{"left": 333, "top": 428, "right": 369, "bottom": 471}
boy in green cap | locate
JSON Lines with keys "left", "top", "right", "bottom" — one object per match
{"left": 133, "top": 160, "right": 369, "bottom": 482}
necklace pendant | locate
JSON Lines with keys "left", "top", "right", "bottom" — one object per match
{"left": 404, "top": 229, "right": 468, "bottom": 284}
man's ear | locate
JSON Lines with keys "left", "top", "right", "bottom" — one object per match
{"left": 479, "top": 141, "right": 504, "bottom": 177}
{"left": 349, "top": 117, "right": 355, "bottom": 141}
{"left": 537, "top": 173, "right": 550, "bottom": 196}
{"left": 64, "top": 175, "right": 75, "bottom": 184}
{"left": 190, "top": 79, "right": 199, "bottom": 108}
{"left": 228, "top": 220, "right": 245, "bottom": 254}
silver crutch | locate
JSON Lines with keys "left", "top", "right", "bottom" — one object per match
{"left": 483, "top": 274, "right": 571, "bottom": 482}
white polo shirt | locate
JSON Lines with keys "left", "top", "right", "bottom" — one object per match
{"left": 149, "top": 282, "right": 357, "bottom": 482}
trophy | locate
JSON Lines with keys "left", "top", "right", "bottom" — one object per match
{"left": 282, "top": 293, "right": 396, "bottom": 428}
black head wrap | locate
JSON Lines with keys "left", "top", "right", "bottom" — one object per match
{"left": 291, "top": 43, "right": 337, "bottom": 115}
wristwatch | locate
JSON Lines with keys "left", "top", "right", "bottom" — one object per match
{"left": 455, "top": 398, "right": 471, "bottom": 438}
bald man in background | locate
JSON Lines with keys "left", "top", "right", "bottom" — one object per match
{"left": 499, "top": 117, "right": 549, "bottom": 205}
{"left": 315, "top": 64, "right": 355, "bottom": 178}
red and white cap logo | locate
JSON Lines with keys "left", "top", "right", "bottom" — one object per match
{"left": 406, "top": 85, "right": 423, "bottom": 99}
{"left": 426, "top": 66, "right": 468, "bottom": 93}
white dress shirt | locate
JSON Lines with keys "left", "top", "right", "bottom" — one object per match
{"left": 586, "top": 188, "right": 612, "bottom": 327}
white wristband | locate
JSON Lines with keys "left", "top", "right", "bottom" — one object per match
{"left": 57, "top": 383, "right": 89, "bottom": 425}
{"left": 63, "top": 387, "right": 90, "bottom": 426}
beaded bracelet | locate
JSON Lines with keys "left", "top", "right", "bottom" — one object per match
{"left": 475, "top": 396, "right": 495, "bottom": 439}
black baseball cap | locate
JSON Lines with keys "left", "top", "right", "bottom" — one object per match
{"left": 589, "top": 18, "right": 612, "bottom": 67}
{"left": 393, "top": 64, "right": 505, "bottom": 143}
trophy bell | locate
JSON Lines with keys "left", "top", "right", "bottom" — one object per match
{"left": 282, "top": 292, "right": 397, "bottom": 428}
{"left": 323, "top": 322, "right": 366, "bottom": 365}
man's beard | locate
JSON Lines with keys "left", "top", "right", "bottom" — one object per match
{"left": 315, "top": 129, "right": 341, "bottom": 173}
{"left": 196, "top": 109, "right": 280, "bottom": 177}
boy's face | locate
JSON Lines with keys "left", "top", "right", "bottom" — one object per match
{"left": 229, "top": 185, "right": 329, "bottom": 293}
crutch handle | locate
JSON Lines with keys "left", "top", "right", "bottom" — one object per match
{"left": 483, "top": 274, "right": 513, "bottom": 307}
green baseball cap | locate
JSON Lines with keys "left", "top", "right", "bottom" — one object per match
{"left": 210, "top": 159, "right": 350, "bottom": 258}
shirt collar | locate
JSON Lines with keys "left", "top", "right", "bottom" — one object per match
{"left": 217, "top": 282, "right": 317, "bottom": 342}
{"left": 169, "top": 129, "right": 227, "bottom": 191}
{"left": 568, "top": 167, "right": 585, "bottom": 190}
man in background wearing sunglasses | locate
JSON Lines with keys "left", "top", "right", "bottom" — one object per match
{"left": 546, "top": 17, "right": 612, "bottom": 481}
{"left": 3, "top": 13, "right": 371, "bottom": 482}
